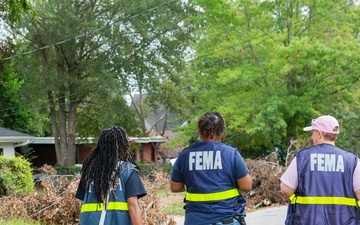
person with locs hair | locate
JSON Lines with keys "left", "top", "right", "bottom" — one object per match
{"left": 170, "top": 112, "right": 252, "bottom": 225}
{"left": 280, "top": 115, "right": 360, "bottom": 225}
{"left": 75, "top": 126, "right": 147, "bottom": 225}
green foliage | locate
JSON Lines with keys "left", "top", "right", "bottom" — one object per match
{"left": 0, "top": 43, "right": 49, "bottom": 136}
{"left": 54, "top": 165, "right": 81, "bottom": 176}
{"left": 179, "top": 0, "right": 360, "bottom": 161}
{"left": 8, "top": 0, "right": 199, "bottom": 165}
{"left": 0, "top": 156, "right": 34, "bottom": 195}
{"left": 18, "top": 145, "right": 37, "bottom": 162}
{"left": 1, "top": 0, "right": 35, "bottom": 23}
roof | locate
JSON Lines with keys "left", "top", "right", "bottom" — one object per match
{"left": 31, "top": 136, "right": 167, "bottom": 144}
{"left": 0, "top": 127, "right": 34, "bottom": 143}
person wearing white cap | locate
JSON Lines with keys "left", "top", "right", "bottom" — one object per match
{"left": 280, "top": 115, "right": 360, "bottom": 225}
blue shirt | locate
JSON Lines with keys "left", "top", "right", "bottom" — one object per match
{"left": 171, "top": 141, "right": 249, "bottom": 225}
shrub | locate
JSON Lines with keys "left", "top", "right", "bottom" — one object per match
{"left": 0, "top": 164, "right": 82, "bottom": 224}
{"left": 0, "top": 156, "right": 34, "bottom": 196}
{"left": 54, "top": 165, "right": 82, "bottom": 176}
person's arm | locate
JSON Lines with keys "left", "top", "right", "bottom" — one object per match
{"left": 353, "top": 159, "right": 360, "bottom": 200}
{"left": 237, "top": 174, "right": 252, "bottom": 191}
{"left": 280, "top": 182, "right": 296, "bottom": 196}
{"left": 280, "top": 157, "right": 298, "bottom": 196}
{"left": 234, "top": 150, "right": 252, "bottom": 191}
{"left": 75, "top": 180, "right": 85, "bottom": 201}
{"left": 170, "top": 180, "right": 186, "bottom": 192}
{"left": 355, "top": 190, "right": 360, "bottom": 201}
{"left": 127, "top": 196, "right": 142, "bottom": 225}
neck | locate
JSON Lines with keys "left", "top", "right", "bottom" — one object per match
{"left": 314, "top": 140, "right": 335, "bottom": 146}
{"left": 201, "top": 135, "right": 221, "bottom": 142}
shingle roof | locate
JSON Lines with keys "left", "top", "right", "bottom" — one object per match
{"left": 0, "top": 127, "right": 33, "bottom": 137}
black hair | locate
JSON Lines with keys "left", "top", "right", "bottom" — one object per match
{"left": 80, "top": 126, "right": 135, "bottom": 203}
{"left": 197, "top": 112, "right": 226, "bottom": 139}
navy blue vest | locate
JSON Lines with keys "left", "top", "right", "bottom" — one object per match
{"left": 285, "top": 144, "right": 360, "bottom": 225}
{"left": 80, "top": 161, "right": 134, "bottom": 225}
{"left": 181, "top": 142, "right": 247, "bottom": 215}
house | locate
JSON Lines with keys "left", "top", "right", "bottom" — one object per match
{"left": 0, "top": 127, "right": 34, "bottom": 157}
{"left": 0, "top": 125, "right": 168, "bottom": 166}
{"left": 28, "top": 136, "right": 167, "bottom": 167}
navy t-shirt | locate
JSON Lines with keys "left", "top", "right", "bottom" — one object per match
{"left": 75, "top": 170, "right": 147, "bottom": 201}
{"left": 171, "top": 141, "right": 249, "bottom": 225}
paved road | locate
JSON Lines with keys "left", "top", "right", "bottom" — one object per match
{"left": 172, "top": 205, "right": 288, "bottom": 225}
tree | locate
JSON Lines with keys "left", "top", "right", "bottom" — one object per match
{"left": 11, "top": 0, "right": 126, "bottom": 166}
{"left": 10, "top": 0, "right": 199, "bottom": 165}
{"left": 181, "top": 0, "right": 360, "bottom": 161}
{"left": 106, "top": 0, "right": 199, "bottom": 134}
{"left": 1, "top": 0, "right": 34, "bottom": 23}
{"left": 0, "top": 41, "right": 46, "bottom": 135}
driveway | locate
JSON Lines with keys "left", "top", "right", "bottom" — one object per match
{"left": 171, "top": 205, "right": 288, "bottom": 225}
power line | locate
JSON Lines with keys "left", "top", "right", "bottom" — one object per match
{"left": 0, "top": 0, "right": 178, "bottom": 61}
{"left": 0, "top": 0, "right": 351, "bottom": 118}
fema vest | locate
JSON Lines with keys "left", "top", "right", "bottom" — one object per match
{"left": 286, "top": 144, "right": 359, "bottom": 225}
{"left": 80, "top": 161, "right": 134, "bottom": 225}
{"left": 182, "top": 142, "right": 247, "bottom": 215}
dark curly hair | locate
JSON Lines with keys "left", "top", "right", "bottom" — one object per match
{"left": 197, "top": 112, "right": 226, "bottom": 139}
{"left": 79, "top": 126, "right": 135, "bottom": 203}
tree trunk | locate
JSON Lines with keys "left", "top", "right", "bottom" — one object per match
{"left": 58, "top": 93, "right": 67, "bottom": 165}
{"left": 65, "top": 100, "right": 78, "bottom": 166}
{"left": 48, "top": 91, "right": 61, "bottom": 164}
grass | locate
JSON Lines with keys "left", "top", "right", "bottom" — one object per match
{"left": 0, "top": 218, "right": 42, "bottom": 225}
{"left": 162, "top": 201, "right": 185, "bottom": 215}
{"left": 157, "top": 188, "right": 169, "bottom": 197}
{"left": 157, "top": 188, "right": 185, "bottom": 216}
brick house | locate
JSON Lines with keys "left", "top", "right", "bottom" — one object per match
{"left": 28, "top": 136, "right": 167, "bottom": 167}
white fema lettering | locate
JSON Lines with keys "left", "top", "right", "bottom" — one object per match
{"left": 189, "top": 151, "right": 222, "bottom": 171}
{"left": 310, "top": 154, "right": 344, "bottom": 172}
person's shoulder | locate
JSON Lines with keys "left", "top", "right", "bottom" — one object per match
{"left": 295, "top": 146, "right": 314, "bottom": 156}
{"left": 220, "top": 142, "right": 237, "bottom": 149}
{"left": 180, "top": 141, "right": 201, "bottom": 152}
{"left": 336, "top": 147, "right": 358, "bottom": 157}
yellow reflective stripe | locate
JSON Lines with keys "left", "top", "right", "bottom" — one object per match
{"left": 289, "top": 194, "right": 357, "bottom": 207}
{"left": 81, "top": 202, "right": 128, "bottom": 212}
{"left": 186, "top": 188, "right": 240, "bottom": 202}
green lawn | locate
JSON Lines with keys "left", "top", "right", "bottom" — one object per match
{"left": 157, "top": 188, "right": 185, "bottom": 216}
{"left": 0, "top": 218, "right": 41, "bottom": 225}
{"left": 162, "top": 201, "right": 185, "bottom": 215}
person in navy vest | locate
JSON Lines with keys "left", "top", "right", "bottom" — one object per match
{"left": 75, "top": 126, "right": 147, "bottom": 225}
{"left": 280, "top": 115, "right": 360, "bottom": 225}
{"left": 170, "top": 112, "right": 252, "bottom": 225}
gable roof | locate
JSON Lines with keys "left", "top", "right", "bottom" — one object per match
{"left": 132, "top": 93, "right": 184, "bottom": 132}
{"left": 0, "top": 127, "right": 34, "bottom": 146}
{"left": 0, "top": 127, "right": 33, "bottom": 137}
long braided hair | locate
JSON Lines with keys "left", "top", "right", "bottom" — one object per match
{"left": 80, "top": 126, "right": 135, "bottom": 203}
{"left": 197, "top": 112, "right": 226, "bottom": 139}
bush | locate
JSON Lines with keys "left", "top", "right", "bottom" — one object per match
{"left": 0, "top": 156, "right": 34, "bottom": 196}
{"left": 54, "top": 165, "right": 82, "bottom": 176}
{"left": 0, "top": 164, "right": 82, "bottom": 224}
